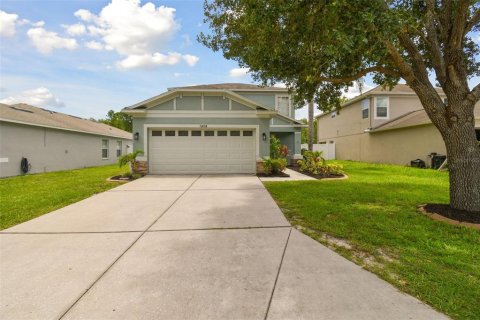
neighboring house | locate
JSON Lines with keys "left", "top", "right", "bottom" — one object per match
{"left": 122, "top": 83, "right": 304, "bottom": 174}
{"left": 0, "top": 103, "right": 132, "bottom": 177}
{"left": 316, "top": 84, "right": 480, "bottom": 167}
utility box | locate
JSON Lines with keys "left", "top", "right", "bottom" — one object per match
{"left": 431, "top": 154, "right": 447, "bottom": 169}
{"left": 411, "top": 159, "right": 426, "bottom": 168}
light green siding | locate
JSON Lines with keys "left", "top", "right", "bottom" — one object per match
{"left": 176, "top": 96, "right": 201, "bottom": 110}
{"left": 272, "top": 117, "right": 294, "bottom": 125}
{"left": 150, "top": 99, "right": 174, "bottom": 110}
{"left": 237, "top": 93, "right": 275, "bottom": 109}
{"left": 231, "top": 100, "right": 252, "bottom": 111}
{"left": 204, "top": 96, "right": 229, "bottom": 111}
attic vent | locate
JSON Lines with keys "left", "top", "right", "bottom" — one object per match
{"left": 10, "top": 106, "right": 34, "bottom": 113}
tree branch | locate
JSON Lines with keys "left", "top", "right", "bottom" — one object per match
{"left": 465, "top": 9, "right": 480, "bottom": 32}
{"left": 466, "top": 83, "right": 480, "bottom": 104}
{"left": 449, "top": 0, "right": 470, "bottom": 49}
{"left": 425, "top": 0, "right": 447, "bottom": 85}
{"left": 314, "top": 66, "right": 400, "bottom": 84}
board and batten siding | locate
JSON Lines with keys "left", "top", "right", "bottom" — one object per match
{"left": 0, "top": 121, "right": 132, "bottom": 177}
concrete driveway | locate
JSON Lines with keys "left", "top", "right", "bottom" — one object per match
{"left": 0, "top": 175, "right": 447, "bottom": 320}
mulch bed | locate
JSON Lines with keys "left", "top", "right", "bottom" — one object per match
{"left": 288, "top": 166, "right": 345, "bottom": 180}
{"left": 418, "top": 203, "right": 480, "bottom": 229}
{"left": 108, "top": 175, "right": 134, "bottom": 182}
{"left": 256, "top": 171, "right": 290, "bottom": 178}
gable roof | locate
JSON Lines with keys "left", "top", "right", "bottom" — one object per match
{"left": 168, "top": 83, "right": 288, "bottom": 91}
{"left": 315, "top": 84, "right": 445, "bottom": 119}
{"left": 0, "top": 103, "right": 132, "bottom": 139}
{"left": 123, "top": 89, "right": 271, "bottom": 111}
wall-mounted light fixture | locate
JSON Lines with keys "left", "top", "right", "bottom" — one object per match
{"left": 262, "top": 133, "right": 267, "bottom": 141}
{"left": 134, "top": 132, "right": 139, "bottom": 141}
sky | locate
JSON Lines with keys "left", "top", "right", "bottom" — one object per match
{"left": 0, "top": 0, "right": 478, "bottom": 120}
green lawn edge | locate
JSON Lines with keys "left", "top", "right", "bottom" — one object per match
{"left": 264, "top": 161, "right": 480, "bottom": 320}
{"left": 0, "top": 165, "right": 128, "bottom": 230}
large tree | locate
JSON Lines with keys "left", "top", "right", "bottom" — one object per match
{"left": 200, "top": 0, "right": 480, "bottom": 213}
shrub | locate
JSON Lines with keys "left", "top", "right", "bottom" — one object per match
{"left": 118, "top": 149, "right": 144, "bottom": 173}
{"left": 270, "top": 135, "right": 282, "bottom": 158}
{"left": 297, "top": 151, "right": 344, "bottom": 176}
{"left": 263, "top": 158, "right": 287, "bottom": 175}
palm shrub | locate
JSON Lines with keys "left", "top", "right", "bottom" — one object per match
{"left": 118, "top": 149, "right": 144, "bottom": 176}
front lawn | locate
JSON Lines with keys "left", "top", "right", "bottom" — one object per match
{"left": 0, "top": 165, "right": 128, "bottom": 230}
{"left": 264, "top": 161, "right": 480, "bottom": 320}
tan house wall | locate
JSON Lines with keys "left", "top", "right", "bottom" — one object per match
{"left": 329, "top": 124, "right": 446, "bottom": 166}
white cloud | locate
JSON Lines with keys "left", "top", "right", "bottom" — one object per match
{"left": 0, "top": 10, "right": 19, "bottom": 37}
{"left": 27, "top": 27, "right": 78, "bottom": 54}
{"left": 62, "top": 23, "right": 86, "bottom": 36}
{"left": 229, "top": 67, "right": 250, "bottom": 78}
{"left": 75, "top": 0, "right": 197, "bottom": 69}
{"left": 182, "top": 54, "right": 199, "bottom": 66}
{"left": 31, "top": 20, "right": 45, "bottom": 27}
{"left": 74, "top": 9, "right": 96, "bottom": 23}
{"left": 342, "top": 81, "right": 375, "bottom": 99}
{"left": 0, "top": 87, "right": 65, "bottom": 108}
{"left": 116, "top": 52, "right": 182, "bottom": 69}
{"left": 85, "top": 40, "right": 104, "bottom": 50}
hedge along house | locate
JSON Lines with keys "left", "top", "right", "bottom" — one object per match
{"left": 0, "top": 103, "right": 132, "bottom": 178}
{"left": 122, "top": 83, "right": 305, "bottom": 174}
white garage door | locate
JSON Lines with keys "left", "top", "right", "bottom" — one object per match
{"left": 149, "top": 129, "right": 256, "bottom": 174}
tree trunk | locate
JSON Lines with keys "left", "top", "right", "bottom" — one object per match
{"left": 308, "top": 100, "right": 314, "bottom": 151}
{"left": 441, "top": 122, "right": 480, "bottom": 212}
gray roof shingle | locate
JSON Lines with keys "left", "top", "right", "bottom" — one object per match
{"left": 0, "top": 103, "right": 132, "bottom": 139}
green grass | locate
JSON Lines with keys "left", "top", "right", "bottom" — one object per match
{"left": 264, "top": 161, "right": 480, "bottom": 320}
{"left": 0, "top": 165, "right": 128, "bottom": 230}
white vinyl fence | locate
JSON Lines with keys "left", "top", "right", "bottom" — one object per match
{"left": 301, "top": 142, "right": 336, "bottom": 160}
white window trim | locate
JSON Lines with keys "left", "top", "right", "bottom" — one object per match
{"left": 275, "top": 94, "right": 291, "bottom": 117}
{"left": 102, "top": 139, "right": 109, "bottom": 159}
{"left": 374, "top": 96, "right": 389, "bottom": 119}
{"left": 116, "top": 140, "right": 122, "bottom": 157}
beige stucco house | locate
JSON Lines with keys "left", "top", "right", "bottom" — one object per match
{"left": 316, "top": 84, "right": 480, "bottom": 167}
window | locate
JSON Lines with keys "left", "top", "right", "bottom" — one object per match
{"left": 230, "top": 130, "right": 240, "bottom": 136}
{"left": 102, "top": 139, "right": 109, "bottom": 159}
{"left": 191, "top": 130, "right": 201, "bottom": 136}
{"left": 217, "top": 130, "right": 227, "bottom": 136}
{"left": 243, "top": 130, "right": 253, "bottom": 136}
{"left": 178, "top": 130, "right": 189, "bottom": 136}
{"left": 375, "top": 97, "right": 389, "bottom": 119}
{"left": 165, "top": 130, "right": 175, "bottom": 136}
{"left": 116, "top": 141, "right": 122, "bottom": 157}
{"left": 204, "top": 130, "right": 214, "bottom": 136}
{"left": 361, "top": 99, "right": 369, "bottom": 119}
{"left": 276, "top": 95, "right": 290, "bottom": 116}
{"left": 152, "top": 131, "right": 162, "bottom": 136}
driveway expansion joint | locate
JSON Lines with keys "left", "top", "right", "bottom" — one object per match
{"left": 264, "top": 227, "right": 292, "bottom": 320}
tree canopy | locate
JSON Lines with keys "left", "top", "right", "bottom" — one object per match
{"left": 200, "top": 0, "right": 480, "bottom": 212}
{"left": 98, "top": 110, "right": 132, "bottom": 133}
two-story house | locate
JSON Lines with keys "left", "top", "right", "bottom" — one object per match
{"left": 316, "top": 84, "right": 480, "bottom": 166}
{"left": 122, "top": 83, "right": 304, "bottom": 174}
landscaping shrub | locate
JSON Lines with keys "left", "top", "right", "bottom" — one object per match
{"left": 263, "top": 134, "right": 288, "bottom": 175}
{"left": 297, "top": 151, "right": 344, "bottom": 176}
